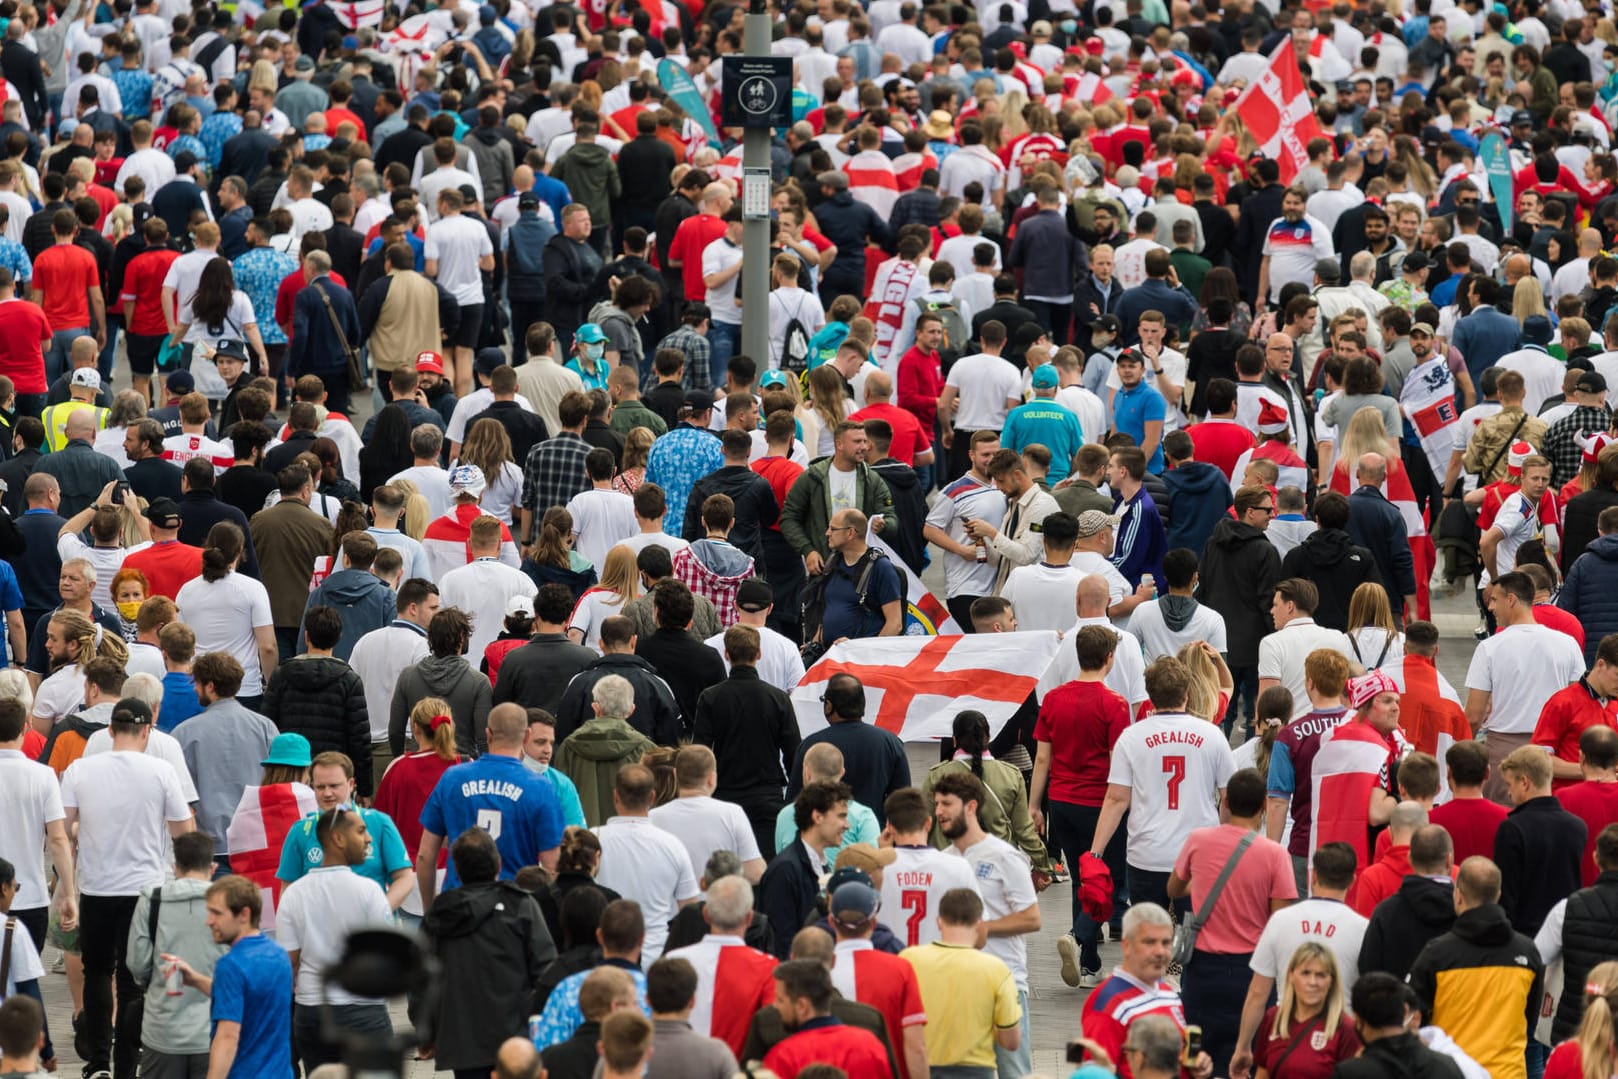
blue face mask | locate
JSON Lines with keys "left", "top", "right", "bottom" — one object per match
{"left": 583, "top": 342, "right": 605, "bottom": 362}
{"left": 1059, "top": 19, "right": 1077, "bottom": 33}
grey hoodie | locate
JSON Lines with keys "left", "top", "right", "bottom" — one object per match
{"left": 390, "top": 653, "right": 492, "bottom": 757}
{"left": 1266, "top": 516, "right": 1318, "bottom": 559}
{"left": 127, "top": 878, "right": 226, "bottom": 1055}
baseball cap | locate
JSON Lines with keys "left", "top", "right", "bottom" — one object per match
{"left": 416, "top": 350, "right": 446, "bottom": 374}
{"left": 817, "top": 170, "right": 849, "bottom": 190}
{"left": 1401, "top": 250, "right": 1430, "bottom": 273}
{"left": 294, "top": 54, "right": 315, "bottom": 72}
{"left": 736, "top": 578, "right": 774, "bottom": 612}
{"left": 458, "top": 183, "right": 481, "bottom": 205}
{"left": 111, "top": 697, "right": 154, "bottom": 727}
{"left": 262, "top": 732, "right": 312, "bottom": 767}
{"left": 823, "top": 865, "right": 872, "bottom": 897}
{"left": 474, "top": 347, "right": 506, "bottom": 376}
{"left": 1523, "top": 313, "right": 1552, "bottom": 346}
{"left": 830, "top": 882, "right": 880, "bottom": 926}
{"left": 1511, "top": 109, "right": 1533, "bottom": 126}
{"left": 1030, "top": 364, "right": 1059, "bottom": 390}
{"left": 518, "top": 191, "right": 541, "bottom": 209}
{"left": 71, "top": 368, "right": 102, "bottom": 390}
{"left": 1075, "top": 509, "right": 1122, "bottom": 538}
{"left": 681, "top": 389, "right": 716, "bottom": 415}
{"left": 166, "top": 370, "right": 195, "bottom": 393}
{"left": 576, "top": 323, "right": 607, "bottom": 345}
{"left": 1410, "top": 321, "right": 1435, "bottom": 337}
{"left": 448, "top": 464, "right": 487, "bottom": 496}
{"left": 214, "top": 338, "right": 248, "bottom": 362}
{"left": 1314, "top": 258, "right": 1341, "bottom": 284}
{"left": 760, "top": 369, "right": 790, "bottom": 389}
{"left": 1030, "top": 18, "right": 1052, "bottom": 35}
{"left": 144, "top": 498, "right": 182, "bottom": 528}
{"left": 1093, "top": 314, "right": 1122, "bottom": 337}
{"left": 505, "top": 593, "right": 536, "bottom": 619}
{"left": 1577, "top": 371, "right": 1607, "bottom": 395}
{"left": 833, "top": 843, "right": 897, "bottom": 876}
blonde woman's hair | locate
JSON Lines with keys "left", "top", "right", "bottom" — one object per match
{"left": 0, "top": 668, "right": 32, "bottom": 713}
{"left": 1335, "top": 406, "right": 1399, "bottom": 475}
{"left": 1512, "top": 276, "right": 1548, "bottom": 323}
{"left": 621, "top": 427, "right": 655, "bottom": 471}
{"left": 1576, "top": 961, "right": 1618, "bottom": 1079}
{"left": 107, "top": 203, "right": 134, "bottom": 244}
{"left": 1271, "top": 942, "right": 1346, "bottom": 1041}
{"left": 808, "top": 365, "right": 849, "bottom": 442}
{"left": 598, "top": 545, "right": 640, "bottom": 606}
{"left": 1176, "top": 641, "right": 1222, "bottom": 723}
{"left": 1347, "top": 582, "right": 1398, "bottom": 636}
{"left": 409, "top": 696, "right": 458, "bottom": 761}
{"left": 250, "top": 58, "right": 278, "bottom": 95}
{"left": 388, "top": 477, "right": 432, "bottom": 539}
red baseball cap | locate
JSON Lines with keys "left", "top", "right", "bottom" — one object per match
{"left": 416, "top": 350, "right": 445, "bottom": 374}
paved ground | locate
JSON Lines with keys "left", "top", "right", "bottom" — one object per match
{"left": 49, "top": 357, "right": 1484, "bottom": 1074}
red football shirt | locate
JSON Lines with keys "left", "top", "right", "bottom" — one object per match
{"left": 0, "top": 298, "right": 52, "bottom": 393}
{"left": 850, "top": 402, "right": 929, "bottom": 465}
{"left": 1188, "top": 418, "right": 1256, "bottom": 480}
{"left": 668, "top": 213, "right": 726, "bottom": 298}
{"left": 1533, "top": 679, "right": 1618, "bottom": 789}
{"left": 1429, "top": 796, "right": 1509, "bottom": 865}
{"left": 121, "top": 248, "right": 181, "bottom": 336}
{"left": 1035, "top": 679, "right": 1131, "bottom": 805}
{"left": 120, "top": 540, "right": 204, "bottom": 600}
{"left": 31, "top": 242, "right": 99, "bottom": 331}
{"left": 1556, "top": 779, "right": 1618, "bottom": 885}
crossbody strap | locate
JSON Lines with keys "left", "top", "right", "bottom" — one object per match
{"left": 147, "top": 886, "right": 164, "bottom": 982}
{"left": 1269, "top": 1014, "right": 1324, "bottom": 1076}
{"left": 1483, "top": 411, "right": 1530, "bottom": 480}
{"left": 1188, "top": 831, "right": 1257, "bottom": 934}
{"left": 315, "top": 282, "right": 354, "bottom": 355}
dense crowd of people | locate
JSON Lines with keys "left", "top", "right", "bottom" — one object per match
{"left": 4, "top": 0, "right": 1618, "bottom": 1078}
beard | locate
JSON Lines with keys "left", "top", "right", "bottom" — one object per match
{"left": 939, "top": 816, "right": 968, "bottom": 840}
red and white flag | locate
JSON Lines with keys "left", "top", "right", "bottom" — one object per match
{"left": 865, "top": 255, "right": 920, "bottom": 372}
{"left": 791, "top": 631, "right": 1064, "bottom": 742}
{"left": 1229, "top": 39, "right": 1323, "bottom": 184}
{"left": 867, "top": 531, "right": 961, "bottom": 636}
{"left": 845, "top": 149, "right": 901, "bottom": 218}
{"left": 660, "top": 936, "right": 777, "bottom": 1055}
{"left": 1401, "top": 356, "right": 1461, "bottom": 478}
{"left": 1308, "top": 720, "right": 1395, "bottom": 867}
{"left": 226, "top": 782, "right": 318, "bottom": 930}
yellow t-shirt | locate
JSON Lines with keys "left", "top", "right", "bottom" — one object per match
{"left": 900, "top": 941, "right": 1022, "bottom": 1068}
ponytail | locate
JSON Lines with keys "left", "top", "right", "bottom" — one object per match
{"left": 201, "top": 521, "right": 244, "bottom": 583}
{"left": 952, "top": 709, "right": 990, "bottom": 778}
{"left": 409, "top": 696, "right": 457, "bottom": 761}
{"left": 1578, "top": 961, "right": 1618, "bottom": 1079}
{"left": 1252, "top": 686, "right": 1295, "bottom": 779}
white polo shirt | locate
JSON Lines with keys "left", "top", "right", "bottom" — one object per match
{"left": 649, "top": 795, "right": 762, "bottom": 885}
{"left": 592, "top": 815, "right": 701, "bottom": 964}
{"left": 0, "top": 749, "right": 64, "bottom": 909}
{"left": 277, "top": 865, "right": 394, "bottom": 1005}
{"left": 60, "top": 749, "right": 193, "bottom": 896}
{"left": 1257, "top": 618, "right": 1356, "bottom": 720}
{"left": 1466, "top": 621, "right": 1586, "bottom": 735}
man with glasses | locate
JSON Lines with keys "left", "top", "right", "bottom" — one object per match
{"left": 806, "top": 508, "right": 904, "bottom": 650}
{"left": 276, "top": 750, "right": 415, "bottom": 912}
{"left": 1195, "top": 486, "right": 1283, "bottom": 736}
{"left": 276, "top": 803, "right": 394, "bottom": 1072}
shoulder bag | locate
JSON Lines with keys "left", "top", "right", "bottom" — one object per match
{"left": 1171, "top": 830, "right": 1256, "bottom": 967}
{"left": 315, "top": 281, "right": 368, "bottom": 393}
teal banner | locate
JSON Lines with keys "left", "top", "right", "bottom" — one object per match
{"left": 657, "top": 59, "right": 720, "bottom": 149}
{"left": 1480, "top": 131, "right": 1514, "bottom": 232}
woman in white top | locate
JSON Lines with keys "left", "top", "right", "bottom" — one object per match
{"left": 802, "top": 365, "right": 849, "bottom": 459}
{"left": 567, "top": 545, "right": 640, "bottom": 651}
{"left": 1346, "top": 581, "right": 1405, "bottom": 671}
{"left": 172, "top": 257, "right": 268, "bottom": 401}
{"left": 175, "top": 521, "right": 277, "bottom": 701}
{"left": 454, "top": 419, "right": 523, "bottom": 526}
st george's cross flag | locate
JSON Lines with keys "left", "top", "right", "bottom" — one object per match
{"left": 1308, "top": 720, "right": 1398, "bottom": 867}
{"left": 791, "top": 631, "right": 1065, "bottom": 741}
{"left": 1230, "top": 39, "right": 1323, "bottom": 184}
{"left": 660, "top": 936, "right": 778, "bottom": 1056}
{"left": 865, "top": 530, "right": 963, "bottom": 636}
{"left": 225, "top": 782, "right": 318, "bottom": 930}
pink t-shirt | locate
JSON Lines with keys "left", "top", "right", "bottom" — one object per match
{"left": 1172, "top": 824, "right": 1298, "bottom": 955}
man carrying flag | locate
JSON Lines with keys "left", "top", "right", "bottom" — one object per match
{"left": 1308, "top": 670, "right": 1404, "bottom": 873}
{"left": 1400, "top": 321, "right": 1460, "bottom": 481}
{"left": 1229, "top": 39, "right": 1325, "bottom": 185}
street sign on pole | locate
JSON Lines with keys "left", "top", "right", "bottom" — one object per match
{"left": 721, "top": 56, "right": 793, "bottom": 129}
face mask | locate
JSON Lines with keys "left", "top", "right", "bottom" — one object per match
{"left": 117, "top": 601, "right": 142, "bottom": 621}
{"left": 583, "top": 342, "right": 605, "bottom": 362}
{"left": 1059, "top": 19, "right": 1077, "bottom": 33}
{"left": 522, "top": 755, "right": 549, "bottom": 775}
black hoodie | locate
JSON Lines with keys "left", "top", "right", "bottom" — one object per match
{"left": 1359, "top": 874, "right": 1456, "bottom": 981}
{"left": 872, "top": 457, "right": 928, "bottom": 574}
{"left": 422, "top": 880, "right": 556, "bottom": 1071}
{"left": 1195, "top": 518, "right": 1281, "bottom": 666}
{"left": 1280, "top": 527, "right": 1383, "bottom": 631}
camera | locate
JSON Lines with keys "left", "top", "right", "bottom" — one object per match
{"left": 320, "top": 927, "right": 440, "bottom": 1079}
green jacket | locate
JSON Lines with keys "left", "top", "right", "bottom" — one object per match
{"left": 922, "top": 758, "right": 1052, "bottom": 871}
{"left": 550, "top": 142, "right": 621, "bottom": 226}
{"left": 553, "top": 716, "right": 656, "bottom": 826}
{"left": 609, "top": 399, "right": 668, "bottom": 437}
{"left": 780, "top": 458, "right": 895, "bottom": 559}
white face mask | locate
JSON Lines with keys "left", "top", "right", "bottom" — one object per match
{"left": 583, "top": 342, "right": 605, "bottom": 362}
{"left": 522, "top": 755, "right": 549, "bottom": 775}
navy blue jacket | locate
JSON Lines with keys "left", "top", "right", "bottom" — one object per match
{"left": 755, "top": 839, "right": 822, "bottom": 959}
{"left": 1558, "top": 533, "right": 1618, "bottom": 666}
{"left": 814, "top": 191, "right": 892, "bottom": 281}
{"left": 1347, "top": 484, "right": 1416, "bottom": 601}
{"left": 289, "top": 275, "right": 361, "bottom": 379}
{"left": 15, "top": 508, "right": 65, "bottom": 623}
{"left": 176, "top": 489, "right": 260, "bottom": 579}
{"left": 1008, "top": 208, "right": 1087, "bottom": 302}
{"left": 1163, "top": 461, "right": 1233, "bottom": 556}
{"left": 1116, "top": 278, "right": 1199, "bottom": 345}
{"left": 150, "top": 178, "right": 210, "bottom": 243}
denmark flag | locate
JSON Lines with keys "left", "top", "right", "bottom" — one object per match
{"left": 1229, "top": 39, "right": 1323, "bottom": 184}
{"left": 791, "top": 632, "right": 1065, "bottom": 742}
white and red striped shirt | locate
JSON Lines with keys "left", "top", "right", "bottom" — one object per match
{"left": 660, "top": 934, "right": 778, "bottom": 1056}
{"left": 831, "top": 940, "right": 928, "bottom": 1079}
{"left": 162, "top": 432, "right": 233, "bottom": 474}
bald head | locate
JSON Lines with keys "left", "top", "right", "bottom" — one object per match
{"left": 1504, "top": 252, "right": 1530, "bottom": 283}
{"left": 494, "top": 1036, "right": 543, "bottom": 1079}
{"left": 1389, "top": 800, "right": 1428, "bottom": 842}
{"left": 864, "top": 371, "right": 893, "bottom": 402}
{"left": 1356, "top": 452, "right": 1387, "bottom": 486}
{"left": 1076, "top": 574, "right": 1111, "bottom": 617}
{"left": 64, "top": 409, "right": 97, "bottom": 438}
{"left": 701, "top": 183, "right": 732, "bottom": 212}
{"left": 790, "top": 926, "right": 835, "bottom": 967}
{"left": 1582, "top": 227, "right": 1604, "bottom": 256}
{"left": 485, "top": 702, "right": 529, "bottom": 749}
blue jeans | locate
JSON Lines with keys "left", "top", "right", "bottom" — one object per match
{"left": 1527, "top": 1040, "right": 1549, "bottom": 1079}
{"left": 46, "top": 326, "right": 89, "bottom": 385}
{"left": 708, "top": 320, "right": 740, "bottom": 386}
{"left": 994, "top": 989, "right": 1031, "bottom": 1079}
{"left": 1047, "top": 800, "right": 1128, "bottom": 971}
{"left": 98, "top": 322, "right": 119, "bottom": 384}
{"left": 1181, "top": 950, "right": 1253, "bottom": 1075}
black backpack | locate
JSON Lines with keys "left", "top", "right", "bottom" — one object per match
{"left": 799, "top": 545, "right": 906, "bottom": 649}
{"left": 782, "top": 293, "right": 814, "bottom": 375}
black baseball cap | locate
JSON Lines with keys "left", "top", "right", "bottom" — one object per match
{"left": 145, "top": 498, "right": 182, "bottom": 528}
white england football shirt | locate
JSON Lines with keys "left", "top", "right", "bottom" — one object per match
{"left": 880, "top": 844, "right": 982, "bottom": 948}
{"left": 1108, "top": 711, "right": 1237, "bottom": 871}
